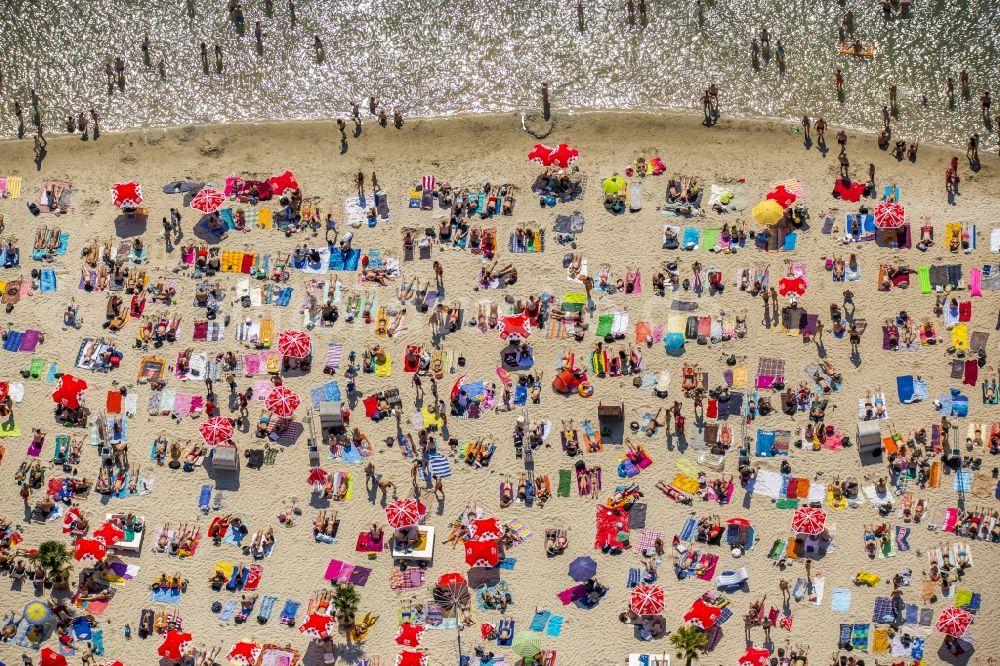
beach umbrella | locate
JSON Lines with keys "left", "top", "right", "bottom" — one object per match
{"left": 739, "top": 646, "right": 770, "bottom": 666}
{"left": 567, "top": 555, "right": 598, "bottom": 582}
{"left": 265, "top": 385, "right": 301, "bottom": 418}
{"left": 433, "top": 579, "right": 471, "bottom": 611}
{"left": 511, "top": 631, "right": 543, "bottom": 658}
{"left": 95, "top": 662, "right": 125, "bottom": 666}
{"left": 198, "top": 415, "right": 235, "bottom": 445}
{"left": 436, "top": 572, "right": 467, "bottom": 588}
{"left": 307, "top": 466, "right": 329, "bottom": 491}
{"left": 62, "top": 506, "right": 82, "bottom": 533}
{"left": 157, "top": 630, "right": 193, "bottom": 661}
{"left": 602, "top": 175, "right": 625, "bottom": 195}
{"left": 396, "top": 651, "right": 429, "bottom": 666}
{"left": 268, "top": 169, "right": 299, "bottom": 195}
{"left": 73, "top": 537, "right": 107, "bottom": 561}
{"left": 395, "top": 622, "right": 425, "bottom": 647}
{"left": 22, "top": 600, "right": 50, "bottom": 625}
{"left": 470, "top": 517, "right": 503, "bottom": 541}
{"left": 385, "top": 498, "right": 423, "bottom": 529}
{"left": 683, "top": 598, "right": 722, "bottom": 629}
{"left": 790, "top": 506, "right": 827, "bottom": 535}
{"left": 298, "top": 611, "right": 335, "bottom": 639}
{"left": 726, "top": 517, "right": 752, "bottom": 527}
{"left": 874, "top": 201, "right": 905, "bottom": 229}
{"left": 51, "top": 374, "right": 88, "bottom": 410}
{"left": 752, "top": 199, "right": 783, "bottom": 225}
{"left": 0, "top": 381, "right": 8, "bottom": 403}
{"left": 111, "top": 181, "right": 143, "bottom": 209}
{"left": 190, "top": 187, "right": 226, "bottom": 214}
{"left": 936, "top": 607, "right": 973, "bottom": 637}
{"left": 40, "top": 648, "right": 68, "bottom": 666}
{"left": 277, "top": 329, "right": 312, "bottom": 359}
{"left": 630, "top": 585, "right": 665, "bottom": 615}
{"left": 226, "top": 641, "right": 261, "bottom": 665}
{"left": 464, "top": 539, "right": 499, "bottom": 567}
{"left": 549, "top": 143, "right": 580, "bottom": 168}
{"left": 527, "top": 143, "right": 554, "bottom": 165}
{"left": 450, "top": 375, "right": 467, "bottom": 402}
{"left": 499, "top": 313, "right": 530, "bottom": 340}
{"left": 93, "top": 521, "right": 125, "bottom": 547}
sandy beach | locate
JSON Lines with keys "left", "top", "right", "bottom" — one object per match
{"left": 0, "top": 110, "right": 998, "bottom": 666}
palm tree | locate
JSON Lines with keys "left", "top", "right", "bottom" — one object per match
{"left": 331, "top": 584, "right": 361, "bottom": 629}
{"left": 670, "top": 624, "right": 708, "bottom": 666}
{"left": 29, "top": 540, "right": 73, "bottom": 590}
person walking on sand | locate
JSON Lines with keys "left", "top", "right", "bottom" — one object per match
{"left": 433, "top": 475, "right": 445, "bottom": 500}
{"left": 355, "top": 171, "right": 364, "bottom": 196}
{"left": 838, "top": 150, "right": 849, "bottom": 178}
{"left": 967, "top": 134, "right": 979, "bottom": 163}
{"left": 337, "top": 119, "right": 347, "bottom": 142}
{"left": 801, "top": 115, "right": 811, "bottom": 141}
{"left": 780, "top": 579, "right": 790, "bottom": 603}
{"left": 815, "top": 117, "right": 826, "bottom": 141}
{"left": 882, "top": 105, "right": 890, "bottom": 128}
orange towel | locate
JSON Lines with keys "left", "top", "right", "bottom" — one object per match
{"left": 786, "top": 539, "right": 799, "bottom": 559}
{"left": 106, "top": 391, "right": 123, "bottom": 414}
{"left": 635, "top": 321, "right": 652, "bottom": 344}
{"left": 929, "top": 461, "right": 942, "bottom": 488}
{"left": 796, "top": 479, "right": 810, "bottom": 498}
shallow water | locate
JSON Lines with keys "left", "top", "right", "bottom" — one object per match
{"left": 1, "top": 0, "right": 998, "bottom": 148}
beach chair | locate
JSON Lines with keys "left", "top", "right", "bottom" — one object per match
{"left": 629, "top": 183, "right": 642, "bottom": 212}
{"left": 714, "top": 568, "right": 748, "bottom": 590}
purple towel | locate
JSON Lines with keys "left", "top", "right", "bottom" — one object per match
{"left": 348, "top": 565, "right": 372, "bottom": 586}
{"left": 27, "top": 438, "right": 43, "bottom": 457}
{"left": 19, "top": 329, "right": 40, "bottom": 352}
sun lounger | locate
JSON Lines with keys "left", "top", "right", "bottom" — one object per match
{"left": 714, "top": 568, "right": 748, "bottom": 590}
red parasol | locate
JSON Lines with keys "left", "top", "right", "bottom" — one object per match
{"left": 683, "top": 598, "right": 722, "bottom": 629}
{"left": 111, "top": 181, "right": 143, "bottom": 209}
{"left": 385, "top": 498, "right": 423, "bottom": 528}
{"left": 157, "top": 630, "right": 193, "bottom": 661}
{"left": 199, "top": 416, "right": 235, "bottom": 445}
{"left": 499, "top": 313, "right": 530, "bottom": 340}
{"left": 267, "top": 170, "right": 299, "bottom": 195}
{"left": 226, "top": 641, "right": 261, "bottom": 665}
{"left": 874, "top": 201, "right": 905, "bottom": 229}
{"left": 190, "top": 187, "right": 226, "bottom": 214}
{"left": 95, "top": 662, "right": 125, "bottom": 666}
{"left": 726, "top": 517, "right": 752, "bottom": 527}
{"left": 52, "top": 374, "right": 88, "bottom": 410}
{"left": 436, "top": 572, "right": 467, "bottom": 587}
{"left": 630, "top": 584, "right": 665, "bottom": 615}
{"left": 464, "top": 539, "right": 499, "bottom": 567}
{"left": 0, "top": 381, "right": 8, "bottom": 403}
{"left": 298, "top": 611, "right": 335, "bottom": 639}
{"left": 396, "top": 651, "right": 428, "bottom": 666}
{"left": 277, "top": 329, "right": 312, "bottom": 359}
{"left": 92, "top": 521, "right": 125, "bottom": 547}
{"left": 450, "top": 374, "right": 467, "bottom": 402}
{"left": 73, "top": 537, "right": 107, "bottom": 561}
{"left": 936, "top": 607, "right": 973, "bottom": 637}
{"left": 470, "top": 517, "right": 503, "bottom": 541}
{"left": 740, "top": 647, "right": 771, "bottom": 666}
{"left": 790, "top": 506, "right": 827, "bottom": 535}
{"left": 548, "top": 143, "right": 580, "bottom": 168}
{"left": 40, "top": 648, "right": 68, "bottom": 666}
{"left": 765, "top": 185, "right": 796, "bottom": 208}
{"left": 307, "top": 466, "right": 329, "bottom": 487}
{"left": 527, "top": 143, "right": 554, "bottom": 165}
{"left": 265, "top": 385, "right": 301, "bottom": 418}
{"left": 395, "top": 622, "right": 425, "bottom": 647}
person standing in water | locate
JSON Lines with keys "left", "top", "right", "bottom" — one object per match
{"left": 78, "top": 111, "right": 88, "bottom": 140}
{"left": 185, "top": 0, "right": 195, "bottom": 17}
{"left": 288, "top": 0, "right": 296, "bottom": 23}
{"left": 959, "top": 69, "right": 969, "bottom": 96}
{"left": 215, "top": 44, "right": 223, "bottom": 73}
{"left": 834, "top": 67, "right": 844, "bottom": 93}
{"left": 90, "top": 108, "right": 100, "bottom": 138}
{"left": 638, "top": 0, "right": 646, "bottom": 24}
{"left": 981, "top": 91, "right": 991, "bottom": 120}
{"left": 200, "top": 43, "right": 209, "bottom": 73}
{"left": 141, "top": 34, "right": 151, "bottom": 67}
{"left": 750, "top": 38, "right": 759, "bottom": 68}
{"left": 576, "top": 1, "right": 584, "bottom": 31}
{"left": 254, "top": 21, "right": 263, "bottom": 50}
{"left": 626, "top": 0, "right": 635, "bottom": 25}
{"left": 157, "top": 56, "right": 166, "bottom": 79}
{"left": 313, "top": 35, "right": 324, "bottom": 60}
{"left": 889, "top": 84, "right": 897, "bottom": 109}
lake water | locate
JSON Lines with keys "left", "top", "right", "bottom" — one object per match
{"left": 1, "top": 0, "right": 998, "bottom": 148}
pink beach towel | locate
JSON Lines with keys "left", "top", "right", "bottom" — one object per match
{"left": 253, "top": 381, "right": 272, "bottom": 401}
{"left": 970, "top": 269, "right": 982, "bottom": 297}
{"left": 557, "top": 585, "right": 586, "bottom": 605}
{"left": 243, "top": 354, "right": 261, "bottom": 376}
{"left": 172, "top": 393, "right": 193, "bottom": 419}
{"left": 696, "top": 554, "right": 719, "bottom": 581}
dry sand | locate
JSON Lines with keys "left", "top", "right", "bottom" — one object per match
{"left": 0, "top": 111, "right": 997, "bottom": 666}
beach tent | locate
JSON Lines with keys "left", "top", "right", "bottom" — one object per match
{"left": 857, "top": 420, "right": 882, "bottom": 465}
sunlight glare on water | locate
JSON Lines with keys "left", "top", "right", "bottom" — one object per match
{"left": 1, "top": 0, "right": 998, "bottom": 147}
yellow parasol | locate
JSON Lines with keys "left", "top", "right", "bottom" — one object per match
{"left": 752, "top": 199, "right": 783, "bottom": 225}
{"left": 602, "top": 175, "right": 625, "bottom": 195}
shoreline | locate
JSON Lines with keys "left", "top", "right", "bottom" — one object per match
{"left": 0, "top": 107, "right": 984, "bottom": 156}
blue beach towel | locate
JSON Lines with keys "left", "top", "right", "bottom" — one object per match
{"left": 830, "top": 588, "right": 851, "bottom": 613}
{"left": 219, "top": 599, "right": 237, "bottom": 621}
{"left": 73, "top": 616, "right": 93, "bottom": 640}
{"left": 529, "top": 610, "right": 551, "bottom": 632}
{"left": 546, "top": 615, "right": 564, "bottom": 637}
{"left": 39, "top": 268, "right": 57, "bottom": 292}
{"left": 198, "top": 483, "right": 212, "bottom": 512}
{"left": 90, "top": 629, "right": 104, "bottom": 655}
{"left": 151, "top": 587, "right": 182, "bottom": 604}
{"left": 329, "top": 248, "right": 361, "bottom": 271}
{"left": 280, "top": 599, "right": 300, "bottom": 624}
{"left": 683, "top": 227, "right": 700, "bottom": 249}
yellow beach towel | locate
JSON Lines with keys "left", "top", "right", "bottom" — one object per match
{"left": 422, "top": 406, "right": 444, "bottom": 429}
{"left": 214, "top": 561, "right": 236, "bottom": 579}
{"left": 257, "top": 208, "right": 272, "bottom": 229}
{"left": 675, "top": 457, "right": 699, "bottom": 479}
{"left": 5, "top": 177, "right": 22, "bottom": 199}
{"left": 672, "top": 474, "right": 700, "bottom": 494}
{"left": 732, "top": 365, "right": 748, "bottom": 389}
{"left": 374, "top": 353, "right": 391, "bottom": 377}
{"left": 951, "top": 323, "right": 968, "bottom": 351}
{"left": 826, "top": 489, "right": 847, "bottom": 509}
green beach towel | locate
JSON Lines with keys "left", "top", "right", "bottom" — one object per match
{"left": 557, "top": 469, "right": 571, "bottom": 497}
{"left": 28, "top": 357, "right": 46, "bottom": 380}
{"left": 596, "top": 314, "right": 614, "bottom": 337}
{"left": 954, "top": 589, "right": 973, "bottom": 608}
{"left": 701, "top": 228, "right": 721, "bottom": 251}
{"left": 561, "top": 293, "right": 586, "bottom": 313}
{"left": 0, "top": 421, "right": 21, "bottom": 437}
{"left": 775, "top": 498, "right": 800, "bottom": 509}
{"left": 917, "top": 266, "right": 931, "bottom": 294}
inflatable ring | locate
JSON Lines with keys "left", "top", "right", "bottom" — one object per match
{"left": 577, "top": 381, "right": 594, "bottom": 398}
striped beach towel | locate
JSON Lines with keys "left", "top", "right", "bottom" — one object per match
{"left": 325, "top": 342, "right": 343, "bottom": 371}
{"left": 426, "top": 453, "right": 452, "bottom": 479}
{"left": 506, "top": 518, "right": 531, "bottom": 545}
{"left": 422, "top": 175, "right": 436, "bottom": 192}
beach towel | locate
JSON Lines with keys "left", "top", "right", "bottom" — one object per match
{"left": 830, "top": 588, "right": 851, "bottom": 613}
